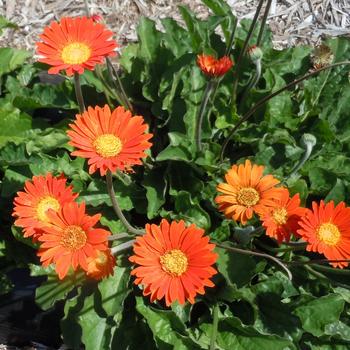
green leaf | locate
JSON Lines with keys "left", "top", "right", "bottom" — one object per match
{"left": 0, "top": 15, "right": 17, "bottom": 34}
{"left": 325, "top": 321, "right": 350, "bottom": 341}
{"left": 79, "top": 293, "right": 113, "bottom": 350}
{"left": 216, "top": 248, "right": 257, "bottom": 288}
{"left": 143, "top": 167, "right": 167, "bottom": 219}
{"left": 137, "top": 17, "right": 161, "bottom": 62}
{"left": 98, "top": 266, "right": 130, "bottom": 315}
{"left": 0, "top": 143, "right": 28, "bottom": 166}
{"left": 0, "top": 47, "right": 31, "bottom": 76}
{"left": 325, "top": 178, "right": 346, "bottom": 203}
{"left": 136, "top": 297, "right": 200, "bottom": 349}
{"left": 173, "top": 191, "right": 211, "bottom": 230}
{"left": 156, "top": 145, "right": 192, "bottom": 162}
{"left": 201, "top": 0, "right": 236, "bottom": 43}
{"left": 293, "top": 294, "right": 345, "bottom": 337}
{"left": 0, "top": 272, "right": 13, "bottom": 295}
{"left": 31, "top": 264, "right": 84, "bottom": 311}
{"left": 161, "top": 18, "right": 192, "bottom": 57}
{"left": 198, "top": 316, "right": 296, "bottom": 350}
{"left": 0, "top": 101, "right": 32, "bottom": 147}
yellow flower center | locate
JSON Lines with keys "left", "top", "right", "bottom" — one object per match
{"left": 236, "top": 187, "right": 260, "bottom": 207}
{"left": 93, "top": 134, "right": 123, "bottom": 158}
{"left": 60, "top": 225, "right": 87, "bottom": 250}
{"left": 160, "top": 249, "right": 188, "bottom": 277}
{"left": 273, "top": 207, "right": 288, "bottom": 225}
{"left": 317, "top": 222, "right": 341, "bottom": 246}
{"left": 36, "top": 196, "right": 60, "bottom": 223}
{"left": 61, "top": 42, "right": 91, "bottom": 65}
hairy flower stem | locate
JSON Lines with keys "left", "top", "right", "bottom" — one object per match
{"left": 73, "top": 73, "right": 86, "bottom": 113}
{"left": 289, "top": 259, "right": 350, "bottom": 266}
{"left": 231, "top": 0, "right": 264, "bottom": 105}
{"left": 108, "top": 232, "right": 130, "bottom": 241}
{"left": 225, "top": 17, "right": 238, "bottom": 55}
{"left": 239, "top": 58, "right": 262, "bottom": 112}
{"left": 111, "top": 239, "right": 135, "bottom": 255}
{"left": 195, "top": 80, "right": 215, "bottom": 152}
{"left": 106, "top": 57, "right": 134, "bottom": 113}
{"left": 217, "top": 243, "right": 292, "bottom": 280}
{"left": 220, "top": 61, "right": 350, "bottom": 161}
{"left": 255, "top": 240, "right": 306, "bottom": 253}
{"left": 106, "top": 170, "right": 144, "bottom": 236}
{"left": 284, "top": 134, "right": 316, "bottom": 182}
{"left": 256, "top": 0, "right": 273, "bottom": 46}
{"left": 209, "top": 303, "right": 219, "bottom": 350}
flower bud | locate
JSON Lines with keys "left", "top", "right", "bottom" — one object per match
{"left": 301, "top": 133, "right": 317, "bottom": 149}
{"left": 248, "top": 45, "right": 263, "bottom": 62}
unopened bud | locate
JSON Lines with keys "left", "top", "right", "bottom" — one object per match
{"left": 301, "top": 133, "right": 317, "bottom": 149}
{"left": 91, "top": 13, "right": 103, "bottom": 23}
{"left": 248, "top": 45, "right": 263, "bottom": 62}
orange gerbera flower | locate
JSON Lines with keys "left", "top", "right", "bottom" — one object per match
{"left": 12, "top": 173, "right": 78, "bottom": 241}
{"left": 38, "top": 202, "right": 110, "bottom": 279}
{"left": 86, "top": 249, "right": 115, "bottom": 280}
{"left": 67, "top": 105, "right": 152, "bottom": 176}
{"left": 261, "top": 189, "right": 308, "bottom": 243}
{"left": 215, "top": 160, "right": 285, "bottom": 225}
{"left": 197, "top": 54, "right": 233, "bottom": 77}
{"left": 129, "top": 219, "right": 217, "bottom": 306}
{"left": 297, "top": 201, "right": 350, "bottom": 268}
{"left": 36, "top": 17, "right": 117, "bottom": 76}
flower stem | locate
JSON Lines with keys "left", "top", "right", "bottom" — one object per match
{"left": 108, "top": 232, "right": 130, "bottom": 241}
{"left": 256, "top": 0, "right": 272, "bottom": 46}
{"left": 111, "top": 239, "right": 135, "bottom": 255}
{"left": 225, "top": 17, "right": 238, "bottom": 56}
{"left": 284, "top": 134, "right": 316, "bottom": 181}
{"left": 220, "top": 61, "right": 350, "bottom": 161}
{"left": 106, "top": 170, "right": 144, "bottom": 236}
{"left": 217, "top": 243, "right": 292, "bottom": 280}
{"left": 74, "top": 73, "right": 86, "bottom": 113}
{"left": 231, "top": 0, "right": 264, "bottom": 105}
{"left": 195, "top": 80, "right": 215, "bottom": 152}
{"left": 239, "top": 58, "right": 262, "bottom": 111}
{"left": 106, "top": 57, "right": 134, "bottom": 113}
{"left": 209, "top": 303, "right": 219, "bottom": 350}
{"left": 289, "top": 259, "right": 350, "bottom": 266}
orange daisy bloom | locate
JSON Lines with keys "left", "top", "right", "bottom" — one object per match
{"left": 36, "top": 17, "right": 117, "bottom": 76}
{"left": 261, "top": 189, "right": 308, "bottom": 243}
{"left": 38, "top": 202, "right": 110, "bottom": 279}
{"left": 12, "top": 173, "right": 78, "bottom": 241}
{"left": 215, "top": 160, "right": 285, "bottom": 225}
{"left": 67, "top": 105, "right": 152, "bottom": 176}
{"left": 86, "top": 249, "right": 115, "bottom": 280}
{"left": 197, "top": 54, "right": 233, "bottom": 77}
{"left": 129, "top": 219, "right": 217, "bottom": 306}
{"left": 297, "top": 201, "right": 350, "bottom": 268}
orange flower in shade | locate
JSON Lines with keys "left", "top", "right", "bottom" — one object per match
{"left": 261, "top": 189, "right": 308, "bottom": 243}
{"left": 38, "top": 202, "right": 110, "bottom": 279}
{"left": 36, "top": 17, "right": 117, "bottom": 76}
{"left": 86, "top": 249, "right": 115, "bottom": 280}
{"left": 197, "top": 54, "right": 233, "bottom": 77}
{"left": 12, "top": 173, "right": 78, "bottom": 241}
{"left": 215, "top": 160, "right": 285, "bottom": 225}
{"left": 67, "top": 105, "right": 152, "bottom": 176}
{"left": 129, "top": 219, "right": 218, "bottom": 306}
{"left": 297, "top": 201, "right": 350, "bottom": 268}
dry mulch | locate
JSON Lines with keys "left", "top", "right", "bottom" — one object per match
{"left": 0, "top": 0, "right": 349, "bottom": 51}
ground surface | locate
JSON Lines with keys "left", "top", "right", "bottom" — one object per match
{"left": 0, "top": 0, "right": 349, "bottom": 51}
